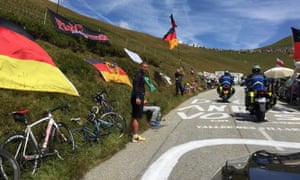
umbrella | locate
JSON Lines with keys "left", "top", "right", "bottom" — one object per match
{"left": 264, "top": 67, "right": 294, "bottom": 78}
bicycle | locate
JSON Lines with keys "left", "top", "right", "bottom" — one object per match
{"left": 0, "top": 104, "right": 75, "bottom": 175}
{"left": 0, "top": 148, "right": 20, "bottom": 180}
{"left": 71, "top": 105, "right": 126, "bottom": 147}
{"left": 93, "top": 90, "right": 119, "bottom": 114}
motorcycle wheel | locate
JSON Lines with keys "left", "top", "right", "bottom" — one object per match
{"left": 256, "top": 111, "right": 265, "bottom": 122}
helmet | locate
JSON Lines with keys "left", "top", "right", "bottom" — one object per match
{"left": 252, "top": 65, "right": 261, "bottom": 73}
{"left": 224, "top": 70, "right": 229, "bottom": 76}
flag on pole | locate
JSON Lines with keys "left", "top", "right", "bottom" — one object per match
{"left": 170, "top": 14, "right": 177, "bottom": 28}
{"left": 276, "top": 58, "right": 284, "bottom": 67}
{"left": 291, "top": 27, "right": 300, "bottom": 60}
{"left": 0, "top": 17, "right": 79, "bottom": 96}
{"left": 163, "top": 14, "right": 178, "bottom": 50}
{"left": 163, "top": 27, "right": 178, "bottom": 50}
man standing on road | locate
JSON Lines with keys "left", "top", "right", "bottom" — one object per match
{"left": 130, "top": 62, "right": 148, "bottom": 143}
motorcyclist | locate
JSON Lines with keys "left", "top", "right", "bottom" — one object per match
{"left": 217, "top": 70, "right": 235, "bottom": 97}
{"left": 245, "top": 65, "right": 266, "bottom": 109}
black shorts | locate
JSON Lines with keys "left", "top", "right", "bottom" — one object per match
{"left": 131, "top": 96, "right": 144, "bottom": 119}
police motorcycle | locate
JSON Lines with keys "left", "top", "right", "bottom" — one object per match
{"left": 217, "top": 71, "right": 235, "bottom": 102}
{"left": 245, "top": 76, "right": 276, "bottom": 122}
{"left": 217, "top": 82, "right": 234, "bottom": 102}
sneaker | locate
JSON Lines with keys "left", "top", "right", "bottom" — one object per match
{"left": 151, "top": 121, "right": 160, "bottom": 127}
{"left": 131, "top": 135, "right": 146, "bottom": 143}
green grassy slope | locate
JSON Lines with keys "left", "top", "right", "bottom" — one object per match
{"left": 0, "top": 0, "right": 296, "bottom": 179}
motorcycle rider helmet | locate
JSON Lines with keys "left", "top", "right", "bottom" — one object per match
{"left": 252, "top": 65, "right": 261, "bottom": 73}
{"left": 224, "top": 70, "right": 230, "bottom": 76}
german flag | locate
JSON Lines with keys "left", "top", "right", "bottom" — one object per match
{"left": 0, "top": 17, "right": 79, "bottom": 96}
{"left": 163, "top": 27, "right": 178, "bottom": 50}
{"left": 85, "top": 58, "right": 132, "bottom": 87}
{"left": 291, "top": 27, "right": 300, "bottom": 60}
{"left": 170, "top": 14, "right": 177, "bottom": 28}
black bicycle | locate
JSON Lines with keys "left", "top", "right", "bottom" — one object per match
{"left": 71, "top": 109, "right": 126, "bottom": 147}
{"left": 0, "top": 148, "right": 20, "bottom": 180}
{"left": 0, "top": 104, "right": 75, "bottom": 175}
{"left": 93, "top": 90, "right": 119, "bottom": 114}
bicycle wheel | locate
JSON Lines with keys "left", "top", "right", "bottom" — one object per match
{"left": 71, "top": 128, "right": 86, "bottom": 148}
{"left": 99, "top": 112, "right": 127, "bottom": 137}
{"left": 50, "top": 122, "right": 75, "bottom": 159}
{"left": 0, "top": 148, "right": 20, "bottom": 180}
{"left": 0, "top": 133, "right": 36, "bottom": 171}
{"left": 71, "top": 125, "right": 97, "bottom": 148}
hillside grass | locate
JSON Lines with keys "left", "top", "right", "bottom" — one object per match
{"left": 0, "top": 0, "right": 297, "bottom": 179}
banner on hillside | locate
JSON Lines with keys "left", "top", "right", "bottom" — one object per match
{"left": 0, "top": 17, "right": 79, "bottom": 96}
{"left": 159, "top": 72, "right": 172, "bottom": 85}
{"left": 124, "top": 48, "right": 143, "bottom": 64}
{"left": 85, "top": 58, "right": 132, "bottom": 87}
{"left": 48, "top": 9, "right": 110, "bottom": 44}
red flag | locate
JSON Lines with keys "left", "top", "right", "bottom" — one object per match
{"left": 276, "top": 58, "right": 284, "bottom": 67}
{"left": 291, "top": 27, "right": 300, "bottom": 60}
{"left": 163, "top": 27, "right": 178, "bottom": 50}
{"left": 0, "top": 17, "right": 79, "bottom": 96}
{"left": 170, "top": 14, "right": 177, "bottom": 28}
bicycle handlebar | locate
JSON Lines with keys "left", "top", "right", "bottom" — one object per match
{"left": 94, "top": 90, "right": 107, "bottom": 103}
{"left": 46, "top": 103, "right": 70, "bottom": 115}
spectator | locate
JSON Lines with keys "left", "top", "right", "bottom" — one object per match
{"left": 175, "top": 68, "right": 184, "bottom": 96}
{"left": 130, "top": 62, "right": 148, "bottom": 143}
{"left": 191, "top": 80, "right": 198, "bottom": 93}
{"left": 143, "top": 100, "right": 161, "bottom": 127}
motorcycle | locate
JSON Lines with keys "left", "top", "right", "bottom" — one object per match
{"left": 217, "top": 85, "right": 234, "bottom": 102}
{"left": 245, "top": 89, "right": 276, "bottom": 122}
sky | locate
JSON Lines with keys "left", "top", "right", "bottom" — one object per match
{"left": 48, "top": 0, "right": 300, "bottom": 50}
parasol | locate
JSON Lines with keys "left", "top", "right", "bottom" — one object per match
{"left": 264, "top": 67, "right": 294, "bottom": 78}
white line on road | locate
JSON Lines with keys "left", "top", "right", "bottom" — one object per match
{"left": 258, "top": 127, "right": 285, "bottom": 151}
{"left": 141, "top": 139, "right": 300, "bottom": 180}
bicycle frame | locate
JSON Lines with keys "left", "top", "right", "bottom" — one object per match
{"left": 21, "top": 114, "right": 60, "bottom": 160}
{"left": 3, "top": 104, "right": 74, "bottom": 175}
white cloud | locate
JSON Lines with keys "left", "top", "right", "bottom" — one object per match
{"left": 119, "top": 21, "right": 130, "bottom": 29}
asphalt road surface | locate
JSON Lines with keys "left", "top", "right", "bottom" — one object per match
{"left": 83, "top": 86, "right": 300, "bottom": 180}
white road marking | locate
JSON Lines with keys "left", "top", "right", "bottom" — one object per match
{"left": 258, "top": 127, "right": 284, "bottom": 151}
{"left": 141, "top": 139, "right": 300, "bottom": 180}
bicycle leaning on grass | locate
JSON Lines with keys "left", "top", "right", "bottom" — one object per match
{"left": 93, "top": 90, "right": 119, "bottom": 114}
{"left": 70, "top": 91, "right": 126, "bottom": 146}
{"left": 0, "top": 147, "right": 20, "bottom": 180}
{"left": 71, "top": 105, "right": 127, "bottom": 146}
{"left": 0, "top": 104, "right": 75, "bottom": 175}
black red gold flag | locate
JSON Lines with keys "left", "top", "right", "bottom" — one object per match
{"left": 0, "top": 17, "right": 79, "bottom": 96}
{"left": 163, "top": 27, "right": 178, "bottom": 50}
{"left": 291, "top": 27, "right": 300, "bottom": 60}
{"left": 170, "top": 14, "right": 177, "bottom": 28}
{"left": 48, "top": 9, "right": 110, "bottom": 44}
{"left": 85, "top": 58, "right": 132, "bottom": 87}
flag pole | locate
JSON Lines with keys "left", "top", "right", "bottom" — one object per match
{"left": 177, "top": 46, "right": 181, "bottom": 66}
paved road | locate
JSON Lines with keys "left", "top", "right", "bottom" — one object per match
{"left": 83, "top": 86, "right": 300, "bottom": 180}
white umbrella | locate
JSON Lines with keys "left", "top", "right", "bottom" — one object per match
{"left": 264, "top": 67, "right": 294, "bottom": 78}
